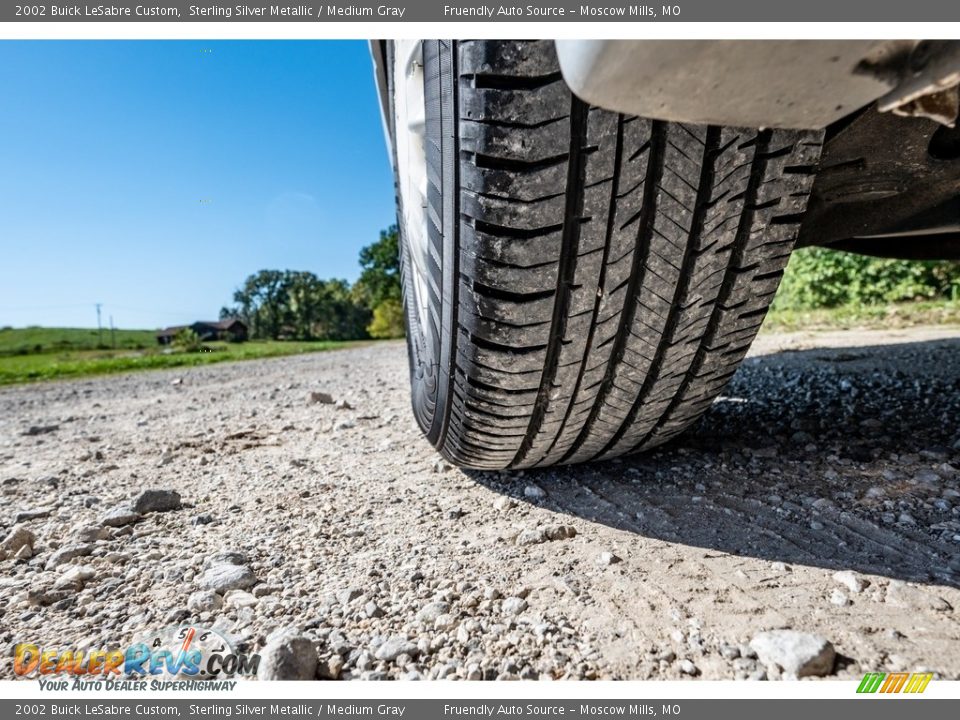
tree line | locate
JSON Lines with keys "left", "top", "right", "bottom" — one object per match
{"left": 219, "top": 226, "right": 405, "bottom": 341}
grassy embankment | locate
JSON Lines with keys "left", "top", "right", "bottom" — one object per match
{"left": 762, "top": 300, "right": 960, "bottom": 333}
{"left": 0, "top": 327, "right": 358, "bottom": 386}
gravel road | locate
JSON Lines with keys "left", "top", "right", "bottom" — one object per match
{"left": 2, "top": 326, "right": 959, "bottom": 681}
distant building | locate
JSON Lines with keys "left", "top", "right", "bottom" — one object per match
{"left": 156, "top": 319, "right": 248, "bottom": 345}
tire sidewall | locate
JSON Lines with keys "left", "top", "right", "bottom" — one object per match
{"left": 391, "top": 40, "right": 458, "bottom": 447}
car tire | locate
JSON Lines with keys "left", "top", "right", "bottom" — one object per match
{"left": 389, "top": 39, "right": 823, "bottom": 470}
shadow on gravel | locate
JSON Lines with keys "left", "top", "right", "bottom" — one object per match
{"left": 470, "top": 337, "right": 960, "bottom": 588}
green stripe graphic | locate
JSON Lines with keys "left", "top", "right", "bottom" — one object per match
{"left": 857, "top": 673, "right": 885, "bottom": 693}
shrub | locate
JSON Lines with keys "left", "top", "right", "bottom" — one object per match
{"left": 173, "top": 328, "right": 204, "bottom": 352}
{"left": 774, "top": 247, "right": 960, "bottom": 310}
{"left": 367, "top": 299, "right": 405, "bottom": 339}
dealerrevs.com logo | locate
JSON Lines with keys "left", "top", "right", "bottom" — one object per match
{"left": 14, "top": 625, "right": 259, "bottom": 690}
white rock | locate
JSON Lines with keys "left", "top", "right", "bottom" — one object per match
{"left": 54, "top": 565, "right": 96, "bottom": 590}
{"left": 502, "top": 596, "right": 528, "bottom": 616}
{"left": 187, "top": 590, "right": 223, "bottom": 613}
{"left": 523, "top": 484, "right": 546, "bottom": 500}
{"left": 829, "top": 589, "right": 851, "bottom": 606}
{"left": 597, "top": 551, "right": 622, "bottom": 566}
{"left": 832, "top": 570, "right": 868, "bottom": 594}
{"left": 375, "top": 637, "right": 418, "bottom": 662}
{"left": 416, "top": 601, "right": 450, "bottom": 623}
{"left": 197, "top": 563, "right": 256, "bottom": 593}
{"left": 225, "top": 589, "right": 259, "bottom": 608}
{"left": 46, "top": 543, "right": 94, "bottom": 570}
{"left": 749, "top": 630, "right": 836, "bottom": 678}
{"left": 1, "top": 524, "right": 36, "bottom": 559}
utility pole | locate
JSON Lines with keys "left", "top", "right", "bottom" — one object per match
{"left": 95, "top": 303, "right": 103, "bottom": 347}
{"left": 110, "top": 315, "right": 116, "bottom": 349}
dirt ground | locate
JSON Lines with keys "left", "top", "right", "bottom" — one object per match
{"left": 1, "top": 326, "right": 959, "bottom": 681}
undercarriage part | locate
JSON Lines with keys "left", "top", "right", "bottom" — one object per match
{"left": 555, "top": 40, "right": 960, "bottom": 131}
{"left": 799, "top": 105, "right": 960, "bottom": 259}
{"left": 875, "top": 41, "right": 960, "bottom": 127}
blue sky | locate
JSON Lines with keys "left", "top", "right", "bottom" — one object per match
{"left": 0, "top": 40, "right": 395, "bottom": 329}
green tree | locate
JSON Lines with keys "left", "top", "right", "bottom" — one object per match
{"left": 232, "top": 269, "right": 290, "bottom": 340}
{"left": 368, "top": 298, "right": 405, "bottom": 339}
{"left": 356, "top": 225, "right": 402, "bottom": 308}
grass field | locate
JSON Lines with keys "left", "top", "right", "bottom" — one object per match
{"left": 763, "top": 300, "right": 960, "bottom": 333}
{"left": 0, "top": 327, "right": 363, "bottom": 386}
{"left": 0, "top": 326, "right": 158, "bottom": 356}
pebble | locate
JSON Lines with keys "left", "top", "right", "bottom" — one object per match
{"left": 502, "top": 596, "right": 528, "bottom": 616}
{"left": 257, "top": 632, "right": 318, "bottom": 680}
{"left": 749, "top": 630, "right": 836, "bottom": 678}
{"left": 309, "top": 391, "right": 335, "bottom": 404}
{"left": 597, "top": 551, "right": 622, "bottom": 566}
{"left": 523, "top": 484, "right": 546, "bottom": 500}
{"left": 197, "top": 563, "right": 256, "bottom": 593}
{"left": 416, "top": 601, "right": 450, "bottom": 623}
{"left": 1, "top": 524, "right": 36, "bottom": 559}
{"left": 99, "top": 506, "right": 142, "bottom": 527}
{"left": 46, "top": 543, "right": 94, "bottom": 570}
{"left": 829, "top": 589, "right": 851, "bottom": 606}
{"left": 54, "top": 565, "right": 96, "bottom": 591}
{"left": 375, "top": 637, "right": 418, "bottom": 662}
{"left": 832, "top": 570, "right": 868, "bottom": 594}
{"left": 187, "top": 590, "right": 223, "bottom": 613}
{"left": 132, "top": 489, "right": 182, "bottom": 514}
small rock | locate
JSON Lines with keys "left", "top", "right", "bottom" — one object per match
{"left": 187, "top": 591, "right": 223, "bottom": 613}
{"left": 679, "top": 659, "right": 699, "bottom": 676}
{"left": 99, "top": 506, "right": 142, "bottom": 527}
{"left": 544, "top": 525, "right": 576, "bottom": 540}
{"left": 22, "top": 425, "right": 59, "bottom": 436}
{"left": 0, "top": 524, "right": 36, "bottom": 559}
{"left": 132, "top": 489, "right": 181, "bottom": 514}
{"left": 338, "top": 588, "right": 363, "bottom": 606}
{"left": 14, "top": 508, "right": 52, "bottom": 523}
{"left": 318, "top": 655, "right": 344, "bottom": 680}
{"left": 257, "top": 632, "right": 318, "bottom": 680}
{"left": 335, "top": 399, "right": 353, "bottom": 410}
{"left": 204, "top": 550, "right": 249, "bottom": 568}
{"left": 375, "top": 637, "right": 418, "bottom": 662}
{"left": 53, "top": 565, "right": 96, "bottom": 591}
{"left": 333, "top": 420, "right": 355, "bottom": 431}
{"left": 224, "top": 590, "right": 259, "bottom": 608}
{"left": 416, "top": 601, "right": 450, "bottom": 623}
{"left": 365, "top": 601, "right": 385, "bottom": 619}
{"left": 74, "top": 525, "right": 111, "bottom": 542}
{"left": 14, "top": 544, "right": 33, "bottom": 560}
{"left": 719, "top": 643, "right": 740, "bottom": 660}
{"left": 832, "top": 570, "right": 868, "bottom": 594}
{"left": 197, "top": 564, "right": 256, "bottom": 593}
{"left": 493, "top": 496, "right": 517, "bottom": 512}
{"left": 829, "top": 589, "right": 851, "bottom": 607}
{"left": 46, "top": 543, "right": 94, "bottom": 570}
{"left": 523, "top": 484, "right": 546, "bottom": 500}
{"left": 309, "top": 391, "right": 335, "bottom": 405}
{"left": 502, "top": 596, "right": 528, "bottom": 616}
{"left": 749, "top": 630, "right": 836, "bottom": 678}
{"left": 597, "top": 551, "right": 622, "bottom": 566}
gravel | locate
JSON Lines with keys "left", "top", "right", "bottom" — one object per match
{"left": 1, "top": 328, "right": 959, "bottom": 680}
